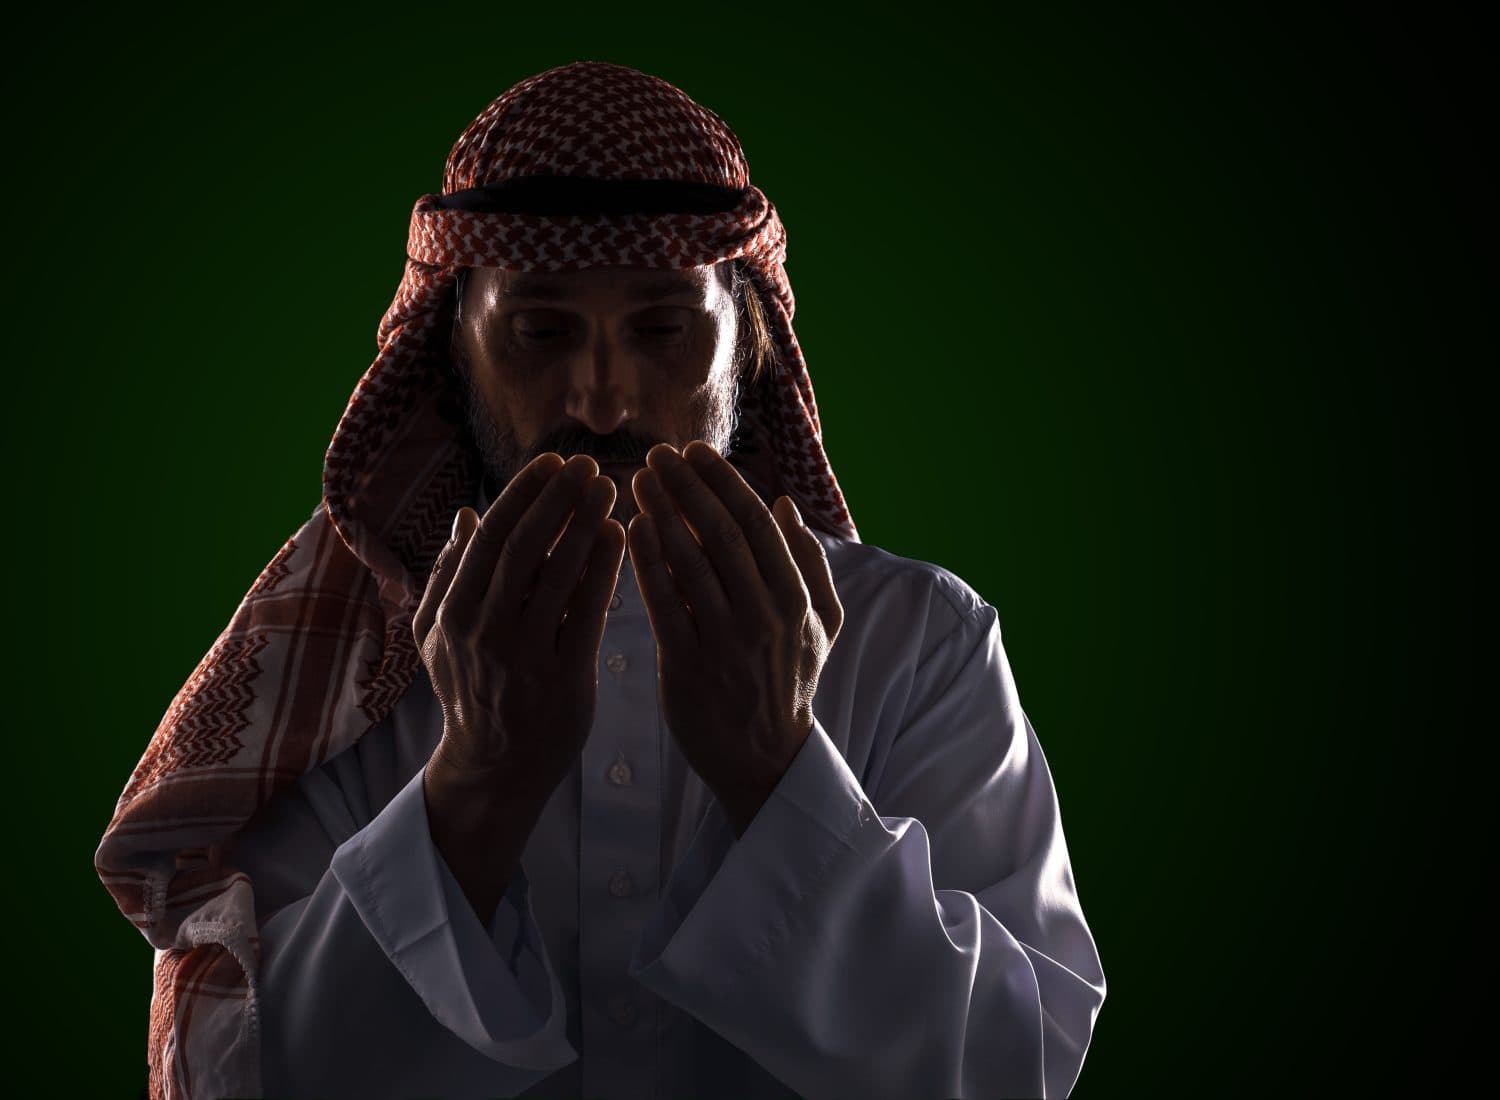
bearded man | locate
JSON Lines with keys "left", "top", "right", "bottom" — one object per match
{"left": 96, "top": 60, "right": 1106, "bottom": 1100}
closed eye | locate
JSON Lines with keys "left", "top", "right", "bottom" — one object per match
{"left": 516, "top": 325, "right": 684, "bottom": 340}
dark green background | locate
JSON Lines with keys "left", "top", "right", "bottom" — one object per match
{"left": 7, "top": 5, "right": 1484, "bottom": 1096}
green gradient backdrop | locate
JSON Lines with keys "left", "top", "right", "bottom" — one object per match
{"left": 7, "top": 6, "right": 1484, "bottom": 1096}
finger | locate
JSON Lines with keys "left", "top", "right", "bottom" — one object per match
{"left": 558, "top": 519, "right": 627, "bottom": 662}
{"left": 414, "top": 506, "right": 475, "bottom": 651}
{"left": 480, "top": 453, "right": 600, "bottom": 632}
{"left": 632, "top": 463, "right": 729, "bottom": 628}
{"left": 443, "top": 452, "right": 567, "bottom": 632}
{"left": 647, "top": 443, "right": 765, "bottom": 613}
{"left": 776, "top": 497, "right": 844, "bottom": 642}
{"left": 681, "top": 440, "right": 803, "bottom": 607}
{"left": 522, "top": 474, "right": 617, "bottom": 641}
{"left": 627, "top": 511, "right": 697, "bottom": 651}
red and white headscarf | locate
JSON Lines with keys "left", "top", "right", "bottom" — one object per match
{"left": 94, "top": 60, "right": 858, "bottom": 1100}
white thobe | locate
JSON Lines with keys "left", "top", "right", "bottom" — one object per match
{"left": 232, "top": 478, "right": 1106, "bottom": 1100}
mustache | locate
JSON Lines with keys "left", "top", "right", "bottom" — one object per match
{"left": 530, "top": 423, "right": 658, "bottom": 465}
{"left": 452, "top": 346, "right": 743, "bottom": 482}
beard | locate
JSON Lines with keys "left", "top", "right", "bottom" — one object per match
{"left": 451, "top": 342, "right": 744, "bottom": 530}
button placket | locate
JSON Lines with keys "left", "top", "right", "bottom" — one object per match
{"left": 579, "top": 612, "right": 661, "bottom": 1094}
{"left": 608, "top": 994, "right": 639, "bottom": 1028}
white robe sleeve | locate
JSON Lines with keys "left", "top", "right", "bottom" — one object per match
{"left": 628, "top": 602, "right": 1106, "bottom": 1100}
{"left": 232, "top": 760, "right": 577, "bottom": 1098}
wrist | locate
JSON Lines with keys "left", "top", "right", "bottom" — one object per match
{"left": 716, "top": 779, "right": 777, "bottom": 839}
{"left": 424, "top": 750, "right": 552, "bottom": 829}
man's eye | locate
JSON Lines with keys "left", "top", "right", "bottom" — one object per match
{"left": 515, "top": 324, "right": 685, "bottom": 342}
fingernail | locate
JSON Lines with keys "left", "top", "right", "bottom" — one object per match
{"left": 789, "top": 499, "right": 804, "bottom": 526}
{"left": 451, "top": 510, "right": 464, "bottom": 540}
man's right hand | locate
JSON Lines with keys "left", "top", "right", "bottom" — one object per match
{"left": 416, "top": 450, "right": 626, "bottom": 802}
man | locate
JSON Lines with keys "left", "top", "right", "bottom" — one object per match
{"left": 95, "top": 61, "right": 1105, "bottom": 1100}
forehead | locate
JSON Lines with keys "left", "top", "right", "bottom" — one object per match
{"left": 479, "top": 262, "right": 725, "bottom": 304}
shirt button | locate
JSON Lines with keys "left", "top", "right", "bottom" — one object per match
{"left": 607, "top": 759, "right": 633, "bottom": 786}
{"left": 605, "top": 652, "right": 628, "bottom": 674}
{"left": 608, "top": 870, "right": 634, "bottom": 898}
{"left": 608, "top": 994, "right": 638, "bottom": 1028}
{"left": 609, "top": 592, "right": 623, "bottom": 610}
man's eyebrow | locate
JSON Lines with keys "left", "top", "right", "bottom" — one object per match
{"left": 498, "top": 275, "right": 703, "bottom": 303}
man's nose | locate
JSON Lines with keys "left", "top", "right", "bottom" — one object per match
{"left": 566, "top": 332, "right": 639, "bottom": 436}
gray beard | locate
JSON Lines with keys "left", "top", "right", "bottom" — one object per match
{"left": 453, "top": 348, "right": 744, "bottom": 529}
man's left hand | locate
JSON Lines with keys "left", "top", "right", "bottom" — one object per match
{"left": 627, "top": 441, "right": 844, "bottom": 837}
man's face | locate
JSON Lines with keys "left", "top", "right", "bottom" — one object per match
{"left": 450, "top": 261, "right": 743, "bottom": 529}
